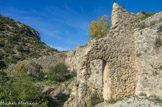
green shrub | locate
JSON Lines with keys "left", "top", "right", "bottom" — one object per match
{"left": 48, "top": 63, "right": 69, "bottom": 82}
{"left": 141, "top": 11, "right": 156, "bottom": 20}
{"left": 0, "top": 67, "right": 49, "bottom": 106}
{"left": 146, "top": 95, "right": 162, "bottom": 103}
{"left": 17, "top": 45, "right": 24, "bottom": 52}
{"left": 29, "top": 52, "right": 41, "bottom": 58}
{"left": 0, "top": 71, "right": 7, "bottom": 82}
{"left": 105, "top": 98, "right": 117, "bottom": 104}
{"left": 139, "top": 92, "right": 147, "bottom": 96}
{"left": 0, "top": 61, "right": 6, "bottom": 69}
{"left": 90, "top": 93, "right": 103, "bottom": 106}
{"left": 0, "top": 40, "right": 5, "bottom": 47}
{"left": 105, "top": 97, "right": 123, "bottom": 104}
{"left": 37, "top": 71, "right": 45, "bottom": 81}
{"left": 87, "top": 104, "right": 94, "bottom": 107}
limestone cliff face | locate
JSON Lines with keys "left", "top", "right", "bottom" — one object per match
{"left": 64, "top": 3, "right": 162, "bottom": 107}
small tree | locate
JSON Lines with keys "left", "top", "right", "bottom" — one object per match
{"left": 48, "top": 63, "right": 69, "bottom": 82}
{"left": 89, "top": 15, "right": 110, "bottom": 39}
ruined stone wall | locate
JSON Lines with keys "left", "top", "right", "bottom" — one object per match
{"left": 64, "top": 3, "right": 162, "bottom": 107}
{"left": 134, "top": 13, "right": 162, "bottom": 97}
{"left": 64, "top": 3, "right": 138, "bottom": 107}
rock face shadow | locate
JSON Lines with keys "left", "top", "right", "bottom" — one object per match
{"left": 48, "top": 93, "right": 70, "bottom": 107}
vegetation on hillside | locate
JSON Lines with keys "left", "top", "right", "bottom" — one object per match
{"left": 88, "top": 92, "right": 103, "bottom": 107}
{"left": 0, "top": 63, "right": 76, "bottom": 106}
{"left": 0, "top": 67, "right": 49, "bottom": 106}
{"left": 140, "top": 11, "right": 156, "bottom": 20}
{"left": 89, "top": 15, "right": 110, "bottom": 40}
{"left": 0, "top": 15, "right": 57, "bottom": 69}
{"left": 47, "top": 63, "right": 76, "bottom": 85}
{"left": 48, "top": 63, "right": 70, "bottom": 82}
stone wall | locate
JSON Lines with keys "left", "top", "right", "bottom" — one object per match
{"left": 134, "top": 13, "right": 162, "bottom": 97}
{"left": 64, "top": 3, "right": 162, "bottom": 107}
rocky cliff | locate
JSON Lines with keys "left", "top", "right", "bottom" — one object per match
{"left": 0, "top": 15, "right": 57, "bottom": 69}
{"left": 64, "top": 3, "right": 162, "bottom": 107}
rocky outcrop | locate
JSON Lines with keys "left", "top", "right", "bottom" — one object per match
{"left": 64, "top": 3, "right": 162, "bottom": 107}
{"left": 4, "top": 52, "right": 66, "bottom": 74}
{"left": 0, "top": 15, "right": 57, "bottom": 69}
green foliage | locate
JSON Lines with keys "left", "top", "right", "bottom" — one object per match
{"left": 37, "top": 71, "right": 45, "bottom": 81}
{"left": 48, "top": 63, "right": 69, "bottom": 82}
{"left": 105, "top": 97, "right": 123, "bottom": 104}
{"left": 89, "top": 15, "right": 110, "bottom": 39}
{"left": 105, "top": 98, "right": 117, "bottom": 104}
{"left": 141, "top": 11, "right": 156, "bottom": 20}
{"left": 0, "top": 39, "right": 5, "bottom": 47}
{"left": 89, "top": 93, "right": 103, "bottom": 106}
{"left": 0, "top": 60, "right": 6, "bottom": 69}
{"left": 0, "top": 71, "right": 7, "bottom": 83}
{"left": 0, "top": 67, "right": 49, "bottom": 106}
{"left": 146, "top": 95, "right": 162, "bottom": 103}
{"left": 139, "top": 92, "right": 147, "bottom": 96}
{"left": 17, "top": 45, "right": 24, "bottom": 52}
{"left": 87, "top": 104, "right": 94, "bottom": 107}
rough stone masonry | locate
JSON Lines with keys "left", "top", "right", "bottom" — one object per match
{"left": 64, "top": 3, "right": 162, "bottom": 107}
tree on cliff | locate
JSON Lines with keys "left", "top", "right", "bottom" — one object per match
{"left": 89, "top": 15, "right": 110, "bottom": 39}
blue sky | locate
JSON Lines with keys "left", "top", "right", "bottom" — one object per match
{"left": 0, "top": 0, "right": 162, "bottom": 51}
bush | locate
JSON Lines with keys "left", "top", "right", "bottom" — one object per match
{"left": 90, "top": 93, "right": 103, "bottom": 106}
{"left": 139, "top": 92, "right": 147, "bottom": 96}
{"left": 89, "top": 15, "right": 110, "bottom": 39}
{"left": 17, "top": 45, "right": 24, "bottom": 52}
{"left": 106, "top": 98, "right": 117, "bottom": 104}
{"left": 105, "top": 97, "right": 123, "bottom": 104}
{"left": 0, "top": 40, "right": 5, "bottom": 47}
{"left": 0, "top": 71, "right": 7, "bottom": 82}
{"left": 0, "top": 61, "right": 6, "bottom": 69}
{"left": 0, "top": 66, "right": 49, "bottom": 106}
{"left": 146, "top": 95, "right": 162, "bottom": 103}
{"left": 141, "top": 11, "right": 156, "bottom": 20}
{"left": 37, "top": 71, "right": 45, "bottom": 81}
{"left": 48, "top": 63, "right": 69, "bottom": 82}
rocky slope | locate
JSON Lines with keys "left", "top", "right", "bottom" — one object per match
{"left": 0, "top": 15, "right": 71, "bottom": 107}
{"left": 0, "top": 15, "right": 57, "bottom": 69}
